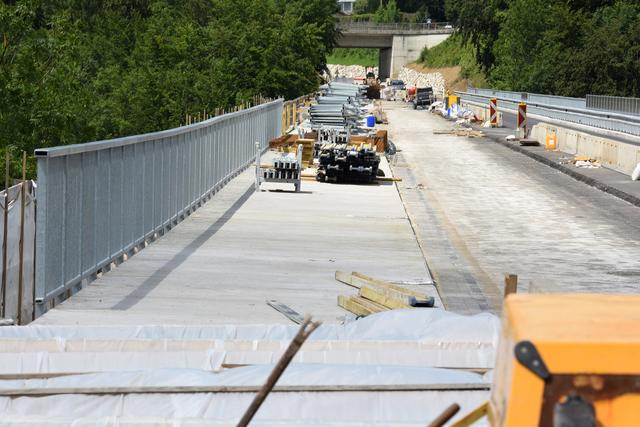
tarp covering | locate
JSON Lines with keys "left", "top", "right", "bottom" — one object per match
{"left": 0, "top": 310, "right": 500, "bottom": 371}
{"left": 0, "top": 365, "right": 490, "bottom": 426}
{"left": 0, "top": 181, "right": 36, "bottom": 324}
{"left": 0, "top": 309, "right": 499, "bottom": 342}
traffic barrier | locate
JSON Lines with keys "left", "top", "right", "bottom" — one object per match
{"left": 490, "top": 98, "right": 498, "bottom": 128}
{"left": 517, "top": 102, "right": 527, "bottom": 137}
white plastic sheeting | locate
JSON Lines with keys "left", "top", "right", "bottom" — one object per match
{"left": 0, "top": 310, "right": 500, "bottom": 371}
{"left": 0, "top": 365, "right": 490, "bottom": 426}
{"left": 0, "top": 181, "right": 36, "bottom": 324}
{"left": 0, "top": 309, "right": 499, "bottom": 342}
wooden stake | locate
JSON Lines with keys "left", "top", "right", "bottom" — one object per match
{"left": 1, "top": 151, "right": 9, "bottom": 318}
{"left": 504, "top": 273, "right": 518, "bottom": 298}
{"left": 428, "top": 403, "right": 461, "bottom": 427}
{"left": 236, "top": 316, "right": 321, "bottom": 427}
{"left": 17, "top": 152, "right": 25, "bottom": 325}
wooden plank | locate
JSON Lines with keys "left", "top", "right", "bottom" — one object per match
{"left": 359, "top": 286, "right": 412, "bottom": 310}
{"left": 449, "top": 402, "right": 488, "bottom": 427}
{"left": 335, "top": 271, "right": 359, "bottom": 289}
{"left": 350, "top": 295, "right": 389, "bottom": 313}
{"left": 266, "top": 300, "right": 304, "bottom": 324}
{"left": 375, "top": 176, "right": 403, "bottom": 182}
{"left": 351, "top": 272, "right": 428, "bottom": 300}
{"left": 337, "top": 295, "right": 372, "bottom": 316}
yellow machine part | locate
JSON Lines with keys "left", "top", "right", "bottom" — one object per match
{"left": 489, "top": 294, "right": 640, "bottom": 427}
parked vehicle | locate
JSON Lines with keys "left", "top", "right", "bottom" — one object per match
{"left": 389, "top": 80, "right": 406, "bottom": 91}
{"left": 413, "top": 87, "right": 435, "bottom": 109}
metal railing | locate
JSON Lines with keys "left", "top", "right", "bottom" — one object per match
{"left": 458, "top": 89, "right": 640, "bottom": 139}
{"left": 587, "top": 95, "right": 640, "bottom": 117}
{"left": 337, "top": 21, "right": 454, "bottom": 34}
{"left": 34, "top": 100, "right": 283, "bottom": 312}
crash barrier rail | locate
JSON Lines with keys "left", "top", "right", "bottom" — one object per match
{"left": 336, "top": 21, "right": 454, "bottom": 34}
{"left": 457, "top": 88, "right": 640, "bottom": 138}
{"left": 282, "top": 94, "right": 314, "bottom": 134}
{"left": 587, "top": 95, "right": 640, "bottom": 117}
{"left": 34, "top": 100, "right": 283, "bottom": 315}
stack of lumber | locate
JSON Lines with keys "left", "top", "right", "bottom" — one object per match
{"left": 350, "top": 131, "right": 387, "bottom": 153}
{"left": 336, "top": 271, "right": 434, "bottom": 316}
{"left": 279, "top": 138, "right": 314, "bottom": 167}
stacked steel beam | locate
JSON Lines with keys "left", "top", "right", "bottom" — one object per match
{"left": 309, "top": 81, "right": 368, "bottom": 128}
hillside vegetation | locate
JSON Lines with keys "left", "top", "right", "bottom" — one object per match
{"left": 418, "top": 34, "right": 485, "bottom": 88}
{"left": 0, "top": 0, "right": 337, "bottom": 176}
{"left": 445, "top": 0, "right": 640, "bottom": 97}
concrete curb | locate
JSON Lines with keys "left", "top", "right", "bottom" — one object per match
{"left": 488, "top": 136, "right": 640, "bottom": 208}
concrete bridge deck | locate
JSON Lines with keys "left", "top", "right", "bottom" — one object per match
{"left": 35, "top": 159, "right": 436, "bottom": 326}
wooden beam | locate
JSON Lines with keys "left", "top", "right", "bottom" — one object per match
{"left": 335, "top": 270, "right": 359, "bottom": 289}
{"left": 350, "top": 295, "right": 389, "bottom": 313}
{"left": 359, "top": 286, "right": 412, "bottom": 310}
{"left": 337, "top": 295, "right": 372, "bottom": 316}
{"left": 351, "top": 271, "right": 429, "bottom": 300}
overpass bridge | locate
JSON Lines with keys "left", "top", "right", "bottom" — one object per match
{"left": 335, "top": 21, "right": 454, "bottom": 79}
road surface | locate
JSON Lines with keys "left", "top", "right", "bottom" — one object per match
{"left": 387, "top": 102, "right": 640, "bottom": 314}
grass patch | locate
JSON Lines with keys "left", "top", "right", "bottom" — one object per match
{"left": 327, "top": 48, "right": 378, "bottom": 67}
{"left": 419, "top": 34, "right": 487, "bottom": 87}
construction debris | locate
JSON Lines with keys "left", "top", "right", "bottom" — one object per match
{"left": 573, "top": 155, "right": 601, "bottom": 168}
{"left": 433, "top": 128, "right": 485, "bottom": 138}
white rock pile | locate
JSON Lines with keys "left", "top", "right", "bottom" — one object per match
{"left": 397, "top": 67, "right": 446, "bottom": 96}
{"left": 326, "top": 64, "right": 378, "bottom": 79}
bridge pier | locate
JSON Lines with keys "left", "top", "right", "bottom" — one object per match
{"left": 389, "top": 34, "right": 452, "bottom": 78}
{"left": 379, "top": 48, "right": 392, "bottom": 81}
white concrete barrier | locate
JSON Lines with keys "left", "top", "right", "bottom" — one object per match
{"left": 531, "top": 123, "right": 640, "bottom": 176}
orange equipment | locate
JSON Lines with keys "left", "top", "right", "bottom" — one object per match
{"left": 489, "top": 294, "right": 640, "bottom": 427}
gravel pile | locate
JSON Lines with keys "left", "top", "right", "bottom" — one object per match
{"left": 397, "top": 67, "right": 445, "bottom": 96}
{"left": 326, "top": 64, "right": 378, "bottom": 79}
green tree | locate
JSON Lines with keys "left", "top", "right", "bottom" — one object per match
{"left": 0, "top": 0, "right": 338, "bottom": 178}
{"left": 374, "top": 0, "right": 401, "bottom": 23}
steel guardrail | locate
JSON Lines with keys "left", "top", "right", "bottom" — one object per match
{"left": 34, "top": 100, "right": 283, "bottom": 312}
{"left": 457, "top": 90, "right": 640, "bottom": 138}
{"left": 587, "top": 94, "right": 640, "bottom": 117}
